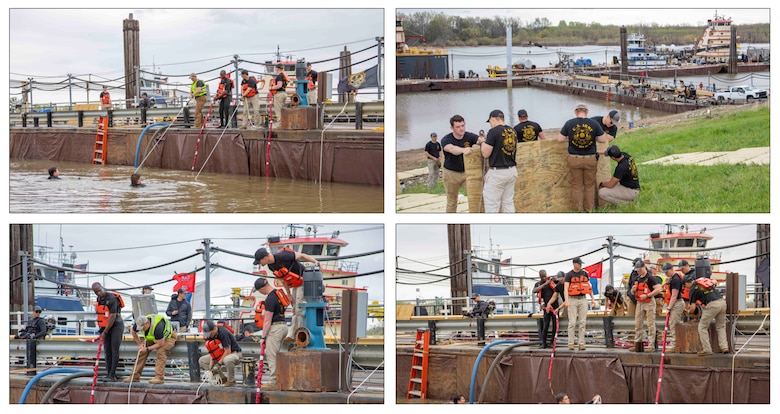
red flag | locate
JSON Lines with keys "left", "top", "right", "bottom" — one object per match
{"left": 584, "top": 262, "right": 603, "bottom": 279}
{"left": 172, "top": 272, "right": 196, "bottom": 292}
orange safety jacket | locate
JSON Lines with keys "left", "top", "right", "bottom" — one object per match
{"left": 663, "top": 273, "right": 683, "bottom": 305}
{"left": 567, "top": 274, "right": 592, "bottom": 296}
{"left": 206, "top": 338, "right": 225, "bottom": 362}
{"left": 96, "top": 292, "right": 124, "bottom": 328}
{"left": 635, "top": 278, "right": 653, "bottom": 303}
{"left": 270, "top": 72, "right": 290, "bottom": 96}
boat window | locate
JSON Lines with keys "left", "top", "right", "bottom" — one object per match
{"left": 677, "top": 238, "right": 694, "bottom": 248}
{"left": 652, "top": 240, "right": 663, "bottom": 249}
{"left": 696, "top": 239, "right": 707, "bottom": 248}
{"left": 302, "top": 244, "right": 324, "bottom": 256}
{"left": 326, "top": 245, "right": 340, "bottom": 256}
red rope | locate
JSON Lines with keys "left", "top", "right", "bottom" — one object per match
{"left": 90, "top": 336, "right": 104, "bottom": 404}
{"left": 265, "top": 93, "right": 274, "bottom": 177}
{"left": 191, "top": 101, "right": 215, "bottom": 171}
{"left": 254, "top": 341, "right": 267, "bottom": 404}
{"left": 655, "top": 312, "right": 671, "bottom": 404}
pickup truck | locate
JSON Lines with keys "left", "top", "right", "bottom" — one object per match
{"left": 713, "top": 85, "right": 768, "bottom": 102}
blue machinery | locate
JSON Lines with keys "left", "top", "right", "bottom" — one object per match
{"left": 296, "top": 267, "right": 327, "bottom": 350}
{"left": 294, "top": 59, "right": 310, "bottom": 107}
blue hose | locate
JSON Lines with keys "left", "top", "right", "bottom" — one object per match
{"left": 19, "top": 368, "right": 92, "bottom": 404}
{"left": 134, "top": 122, "right": 171, "bottom": 167}
{"left": 468, "top": 340, "right": 522, "bottom": 404}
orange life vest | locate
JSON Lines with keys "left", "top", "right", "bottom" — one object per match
{"left": 693, "top": 278, "right": 717, "bottom": 307}
{"left": 635, "top": 278, "right": 652, "bottom": 303}
{"left": 663, "top": 273, "right": 682, "bottom": 305}
{"left": 96, "top": 291, "right": 124, "bottom": 328}
{"left": 100, "top": 92, "right": 111, "bottom": 105}
{"left": 567, "top": 274, "right": 592, "bottom": 296}
{"left": 274, "top": 288, "right": 291, "bottom": 308}
{"left": 242, "top": 76, "right": 258, "bottom": 97}
{"left": 254, "top": 300, "right": 266, "bottom": 329}
{"left": 537, "top": 281, "right": 556, "bottom": 304}
{"left": 205, "top": 338, "right": 225, "bottom": 362}
{"left": 270, "top": 72, "right": 290, "bottom": 96}
{"left": 306, "top": 74, "right": 315, "bottom": 91}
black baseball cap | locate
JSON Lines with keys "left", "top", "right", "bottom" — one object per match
{"left": 606, "top": 145, "right": 621, "bottom": 158}
{"left": 634, "top": 260, "right": 646, "bottom": 270}
{"left": 177, "top": 287, "right": 187, "bottom": 295}
{"left": 517, "top": 109, "right": 528, "bottom": 118}
{"left": 254, "top": 277, "right": 268, "bottom": 290}
{"left": 662, "top": 263, "right": 674, "bottom": 271}
{"left": 430, "top": 132, "right": 437, "bottom": 137}
{"left": 241, "top": 69, "right": 249, "bottom": 75}
{"left": 142, "top": 285, "right": 153, "bottom": 291}
{"left": 486, "top": 109, "right": 504, "bottom": 122}
{"left": 609, "top": 110, "right": 621, "bottom": 123}
{"left": 253, "top": 248, "right": 270, "bottom": 265}
{"left": 572, "top": 257, "right": 583, "bottom": 264}
{"left": 678, "top": 260, "right": 690, "bottom": 267}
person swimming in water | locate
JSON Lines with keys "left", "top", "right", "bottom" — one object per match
{"left": 130, "top": 173, "right": 146, "bottom": 187}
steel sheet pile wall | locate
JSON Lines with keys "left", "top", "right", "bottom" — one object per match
{"left": 9, "top": 129, "right": 383, "bottom": 186}
{"left": 396, "top": 348, "right": 770, "bottom": 403}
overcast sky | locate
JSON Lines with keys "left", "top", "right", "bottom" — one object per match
{"left": 26, "top": 224, "right": 384, "bottom": 304}
{"left": 398, "top": 8, "right": 770, "bottom": 27}
{"left": 8, "top": 8, "right": 383, "bottom": 104}
{"left": 396, "top": 223, "right": 763, "bottom": 301}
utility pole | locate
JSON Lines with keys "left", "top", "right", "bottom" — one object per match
{"left": 202, "top": 239, "right": 212, "bottom": 320}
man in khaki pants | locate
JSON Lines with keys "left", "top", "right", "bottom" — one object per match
{"left": 630, "top": 261, "right": 661, "bottom": 352}
{"left": 125, "top": 314, "right": 177, "bottom": 384}
{"left": 270, "top": 64, "right": 288, "bottom": 123}
{"left": 563, "top": 257, "right": 597, "bottom": 350}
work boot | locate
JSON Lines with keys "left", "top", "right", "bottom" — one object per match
{"left": 697, "top": 350, "right": 713, "bottom": 356}
{"left": 579, "top": 344, "right": 586, "bottom": 351}
{"left": 628, "top": 345, "right": 639, "bottom": 352}
{"left": 224, "top": 379, "right": 236, "bottom": 387}
{"left": 644, "top": 346, "right": 655, "bottom": 353}
{"left": 123, "top": 375, "right": 140, "bottom": 383}
{"left": 720, "top": 348, "right": 731, "bottom": 354}
{"left": 148, "top": 377, "right": 164, "bottom": 384}
{"left": 567, "top": 344, "right": 574, "bottom": 351}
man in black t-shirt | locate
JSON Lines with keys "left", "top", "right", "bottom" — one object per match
{"left": 255, "top": 277, "right": 288, "bottom": 389}
{"left": 532, "top": 270, "right": 562, "bottom": 348}
{"left": 558, "top": 103, "right": 608, "bottom": 212}
{"left": 215, "top": 70, "right": 233, "bottom": 128}
{"left": 481, "top": 109, "right": 517, "bottom": 213}
{"left": 513, "top": 109, "right": 545, "bottom": 142}
{"left": 591, "top": 110, "right": 620, "bottom": 141}
{"left": 440, "top": 115, "right": 485, "bottom": 213}
{"left": 254, "top": 247, "right": 320, "bottom": 343}
{"left": 424, "top": 132, "right": 442, "bottom": 190}
{"left": 629, "top": 261, "right": 660, "bottom": 352}
{"left": 599, "top": 145, "right": 640, "bottom": 205}
{"left": 685, "top": 276, "right": 729, "bottom": 355}
{"left": 199, "top": 319, "right": 242, "bottom": 386}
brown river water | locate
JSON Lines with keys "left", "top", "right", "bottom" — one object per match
{"left": 9, "top": 159, "right": 383, "bottom": 213}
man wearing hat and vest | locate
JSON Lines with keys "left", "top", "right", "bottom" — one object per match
{"left": 663, "top": 262, "right": 685, "bottom": 350}
{"left": 15, "top": 305, "right": 47, "bottom": 340}
{"left": 558, "top": 103, "right": 608, "bottom": 212}
{"left": 563, "top": 257, "right": 597, "bottom": 350}
{"left": 240, "top": 69, "right": 261, "bottom": 128}
{"left": 92, "top": 282, "right": 124, "bottom": 382}
{"left": 199, "top": 319, "right": 242, "bottom": 387}
{"left": 269, "top": 64, "right": 288, "bottom": 123}
{"left": 125, "top": 314, "right": 177, "bottom": 384}
{"left": 254, "top": 247, "right": 320, "bottom": 343}
{"left": 254, "top": 277, "right": 288, "bottom": 389}
{"left": 684, "top": 274, "right": 729, "bottom": 355}
{"left": 189, "top": 73, "right": 208, "bottom": 128}
{"left": 599, "top": 145, "right": 640, "bottom": 205}
{"left": 629, "top": 261, "right": 661, "bottom": 352}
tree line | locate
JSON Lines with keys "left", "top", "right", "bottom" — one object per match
{"left": 397, "top": 12, "right": 770, "bottom": 48}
